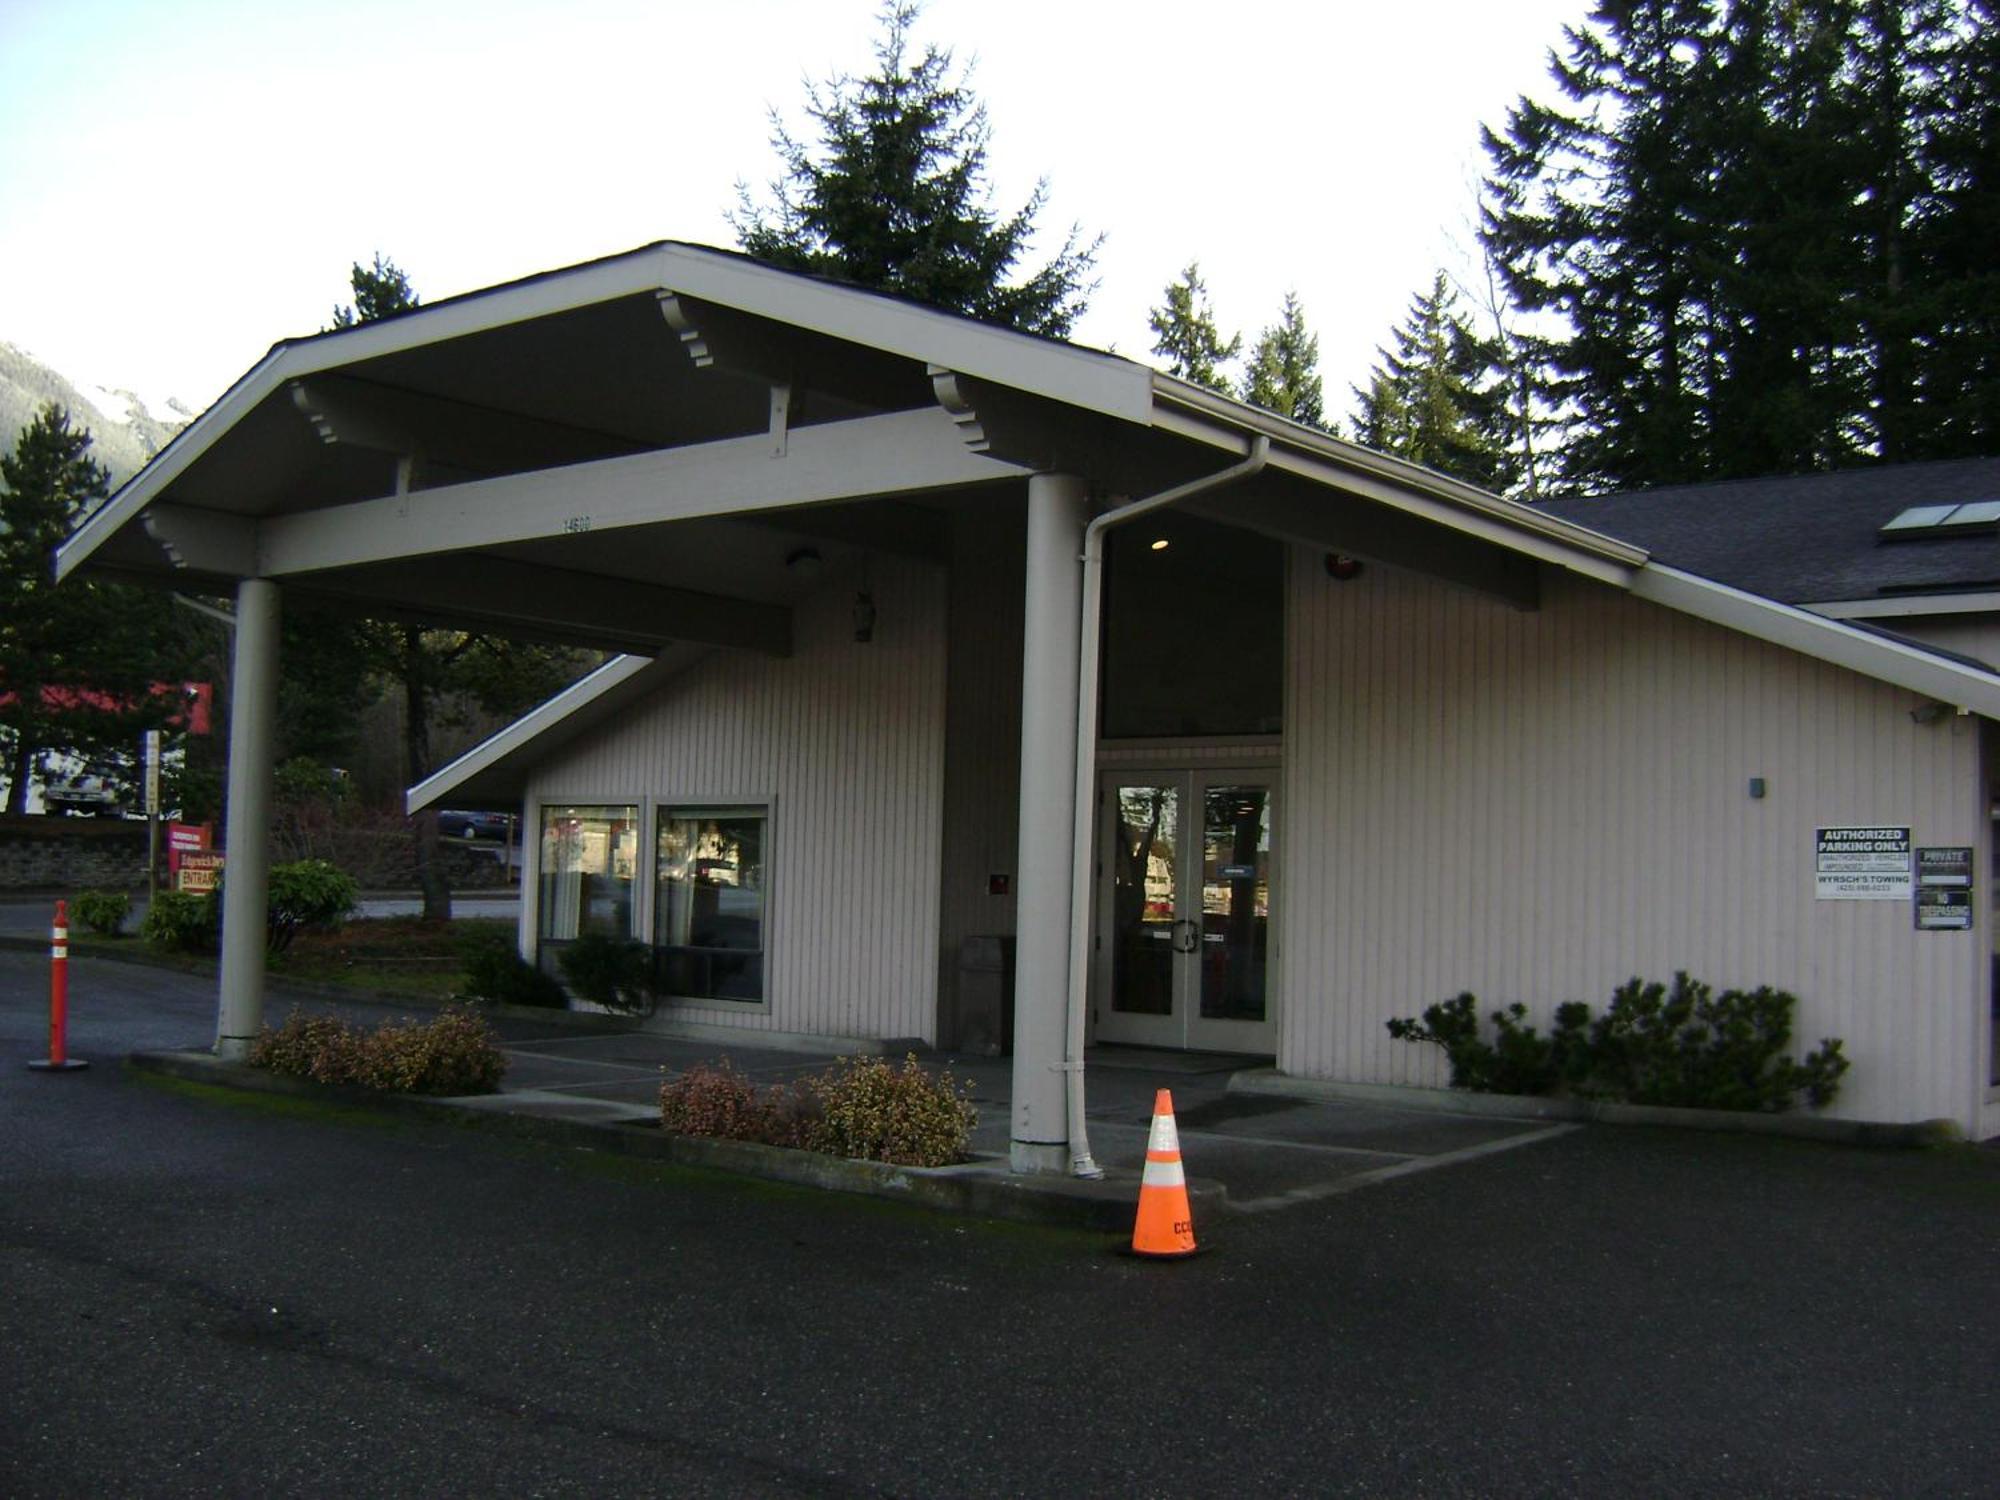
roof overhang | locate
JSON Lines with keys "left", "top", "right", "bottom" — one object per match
{"left": 51, "top": 239, "right": 2000, "bottom": 812}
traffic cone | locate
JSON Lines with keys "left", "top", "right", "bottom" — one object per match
{"left": 1131, "top": 1088, "right": 1197, "bottom": 1257}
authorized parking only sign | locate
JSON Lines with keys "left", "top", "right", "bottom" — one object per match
{"left": 1815, "top": 826, "right": 1912, "bottom": 900}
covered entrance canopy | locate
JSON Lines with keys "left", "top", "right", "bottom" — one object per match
{"left": 57, "top": 241, "right": 2000, "bottom": 1171}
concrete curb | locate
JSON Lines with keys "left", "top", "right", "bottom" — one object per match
{"left": 126, "top": 1050, "right": 1187, "bottom": 1232}
{"left": 1229, "top": 1067, "right": 1962, "bottom": 1147}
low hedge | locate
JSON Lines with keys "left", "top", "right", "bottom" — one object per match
{"left": 250, "top": 1005, "right": 507, "bottom": 1095}
{"left": 1387, "top": 973, "right": 1849, "bottom": 1112}
{"left": 659, "top": 1053, "right": 975, "bottom": 1167}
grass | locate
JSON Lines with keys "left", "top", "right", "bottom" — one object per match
{"left": 69, "top": 915, "right": 520, "bottom": 1003}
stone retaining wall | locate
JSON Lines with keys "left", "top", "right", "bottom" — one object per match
{"left": 0, "top": 816, "right": 148, "bottom": 890}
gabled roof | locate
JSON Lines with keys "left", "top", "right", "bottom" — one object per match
{"left": 1540, "top": 457, "right": 2000, "bottom": 607}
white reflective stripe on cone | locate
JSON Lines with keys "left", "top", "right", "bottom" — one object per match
{"left": 1148, "top": 1114, "right": 1181, "bottom": 1154}
{"left": 1141, "top": 1156, "right": 1186, "bottom": 1189}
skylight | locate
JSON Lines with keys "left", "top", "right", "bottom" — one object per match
{"left": 1880, "top": 501, "right": 2000, "bottom": 538}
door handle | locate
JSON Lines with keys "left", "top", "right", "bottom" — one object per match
{"left": 1172, "top": 918, "right": 1200, "bottom": 954}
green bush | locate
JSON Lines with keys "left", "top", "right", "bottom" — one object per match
{"left": 805, "top": 1054, "right": 975, "bottom": 1167}
{"left": 556, "top": 932, "right": 655, "bottom": 1014}
{"left": 659, "top": 1059, "right": 810, "bottom": 1147}
{"left": 251, "top": 1005, "right": 507, "bottom": 1094}
{"left": 1584, "top": 973, "right": 1850, "bottom": 1111}
{"left": 1386, "top": 974, "right": 1848, "bottom": 1112}
{"left": 72, "top": 889, "right": 132, "bottom": 937}
{"left": 265, "top": 860, "right": 358, "bottom": 953}
{"left": 457, "top": 926, "right": 569, "bottom": 1009}
{"left": 142, "top": 890, "right": 216, "bottom": 952}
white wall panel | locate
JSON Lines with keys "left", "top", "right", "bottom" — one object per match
{"left": 526, "top": 556, "right": 947, "bottom": 1042}
{"left": 1281, "top": 554, "right": 1989, "bottom": 1132}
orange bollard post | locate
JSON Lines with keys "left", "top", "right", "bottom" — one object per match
{"left": 28, "top": 898, "right": 88, "bottom": 1073}
{"left": 1130, "top": 1088, "right": 1197, "bottom": 1257}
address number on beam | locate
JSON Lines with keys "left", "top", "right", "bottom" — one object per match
{"left": 561, "top": 515, "right": 593, "bottom": 534}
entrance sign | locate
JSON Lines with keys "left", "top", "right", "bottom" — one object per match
{"left": 1914, "top": 846, "right": 1974, "bottom": 930}
{"left": 1814, "top": 826, "right": 1911, "bottom": 900}
{"left": 178, "top": 850, "right": 225, "bottom": 894}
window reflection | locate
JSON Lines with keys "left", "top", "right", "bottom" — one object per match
{"left": 657, "top": 809, "right": 766, "bottom": 1002}
{"left": 538, "top": 805, "right": 639, "bottom": 952}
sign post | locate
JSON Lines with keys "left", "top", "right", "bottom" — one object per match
{"left": 143, "top": 728, "right": 162, "bottom": 903}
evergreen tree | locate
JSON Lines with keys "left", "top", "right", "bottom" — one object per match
{"left": 1921, "top": 0, "right": 2000, "bottom": 452}
{"left": 0, "top": 406, "right": 181, "bottom": 813}
{"left": 1352, "top": 272, "right": 1517, "bottom": 492}
{"left": 1480, "top": 0, "right": 2000, "bottom": 490}
{"left": 1240, "top": 291, "right": 1326, "bottom": 428}
{"left": 731, "top": 2, "right": 1099, "bottom": 336}
{"left": 1148, "top": 262, "right": 1240, "bottom": 391}
{"left": 328, "top": 252, "right": 422, "bottom": 329}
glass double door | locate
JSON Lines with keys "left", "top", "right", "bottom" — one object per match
{"left": 1093, "top": 770, "right": 1276, "bottom": 1054}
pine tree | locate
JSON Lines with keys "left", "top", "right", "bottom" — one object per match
{"left": 1920, "top": 0, "right": 2000, "bottom": 452}
{"left": 1352, "top": 272, "right": 1517, "bottom": 492}
{"left": 0, "top": 407, "right": 181, "bottom": 813}
{"left": 1147, "top": 262, "right": 1240, "bottom": 392}
{"left": 731, "top": 2, "right": 1099, "bottom": 336}
{"left": 1240, "top": 291, "right": 1325, "bottom": 428}
{"left": 328, "top": 252, "right": 421, "bottom": 329}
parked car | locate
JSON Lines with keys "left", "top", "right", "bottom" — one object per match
{"left": 435, "top": 809, "right": 513, "bottom": 842}
{"left": 43, "top": 773, "right": 126, "bottom": 817}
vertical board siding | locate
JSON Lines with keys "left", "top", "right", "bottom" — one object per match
{"left": 526, "top": 556, "right": 948, "bottom": 1042}
{"left": 1281, "top": 553, "right": 1986, "bottom": 1131}
{"left": 935, "top": 502, "right": 1027, "bottom": 1032}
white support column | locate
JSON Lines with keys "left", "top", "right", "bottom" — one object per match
{"left": 1009, "top": 472, "right": 1088, "bottom": 1173}
{"left": 215, "top": 578, "right": 280, "bottom": 1060}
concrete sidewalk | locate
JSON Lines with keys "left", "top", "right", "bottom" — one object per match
{"left": 132, "top": 1011, "right": 1574, "bottom": 1231}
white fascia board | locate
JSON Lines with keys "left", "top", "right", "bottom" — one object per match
{"left": 406, "top": 653, "right": 657, "bottom": 813}
{"left": 58, "top": 245, "right": 679, "bottom": 583}
{"left": 1150, "top": 384, "right": 1646, "bottom": 587}
{"left": 1808, "top": 592, "right": 2000, "bottom": 621}
{"left": 656, "top": 245, "right": 1154, "bottom": 424}
{"left": 1632, "top": 563, "right": 2000, "bottom": 717}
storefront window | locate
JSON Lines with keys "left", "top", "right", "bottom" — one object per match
{"left": 538, "top": 806, "right": 639, "bottom": 964}
{"left": 656, "top": 808, "right": 766, "bottom": 1002}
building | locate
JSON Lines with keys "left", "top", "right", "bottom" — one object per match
{"left": 57, "top": 243, "right": 2000, "bottom": 1158}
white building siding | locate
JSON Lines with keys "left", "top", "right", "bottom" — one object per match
{"left": 525, "top": 556, "right": 949, "bottom": 1043}
{"left": 1281, "top": 553, "right": 1989, "bottom": 1131}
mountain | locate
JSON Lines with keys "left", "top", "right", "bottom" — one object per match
{"left": 0, "top": 340, "right": 194, "bottom": 485}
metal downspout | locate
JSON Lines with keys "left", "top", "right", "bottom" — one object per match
{"left": 1061, "top": 435, "right": 1271, "bottom": 1176}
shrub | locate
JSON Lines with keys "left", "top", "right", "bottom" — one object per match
{"left": 266, "top": 859, "right": 358, "bottom": 953}
{"left": 142, "top": 889, "right": 217, "bottom": 952}
{"left": 356, "top": 1007, "right": 509, "bottom": 1094}
{"left": 556, "top": 932, "right": 655, "bottom": 1014}
{"left": 1385, "top": 974, "right": 1848, "bottom": 1112}
{"left": 659, "top": 1059, "right": 810, "bottom": 1147}
{"left": 250, "top": 1009, "right": 367, "bottom": 1085}
{"left": 1584, "top": 973, "right": 1850, "bottom": 1112}
{"left": 250, "top": 1005, "right": 506, "bottom": 1094}
{"left": 457, "top": 925, "right": 569, "bottom": 1009}
{"left": 72, "top": 889, "right": 132, "bottom": 937}
{"left": 805, "top": 1053, "right": 975, "bottom": 1167}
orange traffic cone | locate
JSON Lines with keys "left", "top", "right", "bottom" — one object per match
{"left": 1131, "top": 1088, "right": 1198, "bottom": 1258}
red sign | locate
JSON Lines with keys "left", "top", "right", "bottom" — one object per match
{"left": 166, "top": 822, "right": 212, "bottom": 876}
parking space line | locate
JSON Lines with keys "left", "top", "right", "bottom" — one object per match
{"left": 1225, "top": 1123, "right": 1580, "bottom": 1214}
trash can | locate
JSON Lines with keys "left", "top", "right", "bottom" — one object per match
{"left": 954, "top": 935, "right": 1015, "bottom": 1056}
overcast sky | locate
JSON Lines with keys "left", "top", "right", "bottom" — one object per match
{"left": 0, "top": 0, "right": 1584, "bottom": 425}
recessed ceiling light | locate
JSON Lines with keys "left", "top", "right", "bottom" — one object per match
{"left": 1149, "top": 538, "right": 1170, "bottom": 551}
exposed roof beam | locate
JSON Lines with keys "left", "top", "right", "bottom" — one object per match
{"left": 301, "top": 554, "right": 792, "bottom": 657}
{"left": 141, "top": 503, "right": 258, "bottom": 576}
{"left": 257, "top": 406, "right": 1020, "bottom": 578}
